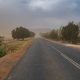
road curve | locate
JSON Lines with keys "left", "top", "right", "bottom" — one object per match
{"left": 7, "top": 38, "right": 80, "bottom": 80}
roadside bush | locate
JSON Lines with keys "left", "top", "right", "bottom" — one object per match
{"left": 0, "top": 48, "right": 6, "bottom": 57}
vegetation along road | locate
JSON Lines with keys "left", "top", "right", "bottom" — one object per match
{"left": 6, "top": 38, "right": 80, "bottom": 80}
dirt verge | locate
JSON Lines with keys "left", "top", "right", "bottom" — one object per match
{"left": 0, "top": 39, "right": 33, "bottom": 80}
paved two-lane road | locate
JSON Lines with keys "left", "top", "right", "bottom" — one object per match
{"left": 7, "top": 38, "right": 80, "bottom": 80}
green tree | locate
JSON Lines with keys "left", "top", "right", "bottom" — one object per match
{"left": 11, "top": 30, "right": 16, "bottom": 39}
{"left": 61, "top": 22, "right": 79, "bottom": 43}
{"left": 12, "top": 27, "right": 31, "bottom": 40}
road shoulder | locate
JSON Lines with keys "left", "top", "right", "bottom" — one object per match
{"left": 0, "top": 39, "right": 33, "bottom": 80}
{"left": 43, "top": 38, "right": 80, "bottom": 51}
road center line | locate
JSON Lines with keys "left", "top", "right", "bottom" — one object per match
{"left": 51, "top": 46, "right": 80, "bottom": 70}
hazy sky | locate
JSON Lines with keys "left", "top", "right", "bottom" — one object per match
{"left": 0, "top": 0, "right": 80, "bottom": 37}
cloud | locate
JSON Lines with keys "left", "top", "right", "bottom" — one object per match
{"left": 28, "top": 0, "right": 61, "bottom": 11}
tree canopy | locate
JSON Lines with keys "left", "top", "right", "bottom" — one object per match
{"left": 42, "top": 22, "right": 80, "bottom": 44}
{"left": 11, "top": 27, "right": 35, "bottom": 40}
{"left": 61, "top": 22, "right": 79, "bottom": 43}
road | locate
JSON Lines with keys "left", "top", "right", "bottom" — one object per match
{"left": 7, "top": 38, "right": 80, "bottom": 80}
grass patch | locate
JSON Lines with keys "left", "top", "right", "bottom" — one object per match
{"left": 0, "top": 38, "right": 33, "bottom": 57}
{"left": 5, "top": 39, "right": 32, "bottom": 54}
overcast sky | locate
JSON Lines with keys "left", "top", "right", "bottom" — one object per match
{"left": 0, "top": 0, "right": 80, "bottom": 37}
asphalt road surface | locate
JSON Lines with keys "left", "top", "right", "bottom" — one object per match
{"left": 7, "top": 38, "right": 80, "bottom": 80}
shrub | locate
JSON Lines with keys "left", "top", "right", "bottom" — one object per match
{"left": 0, "top": 48, "right": 6, "bottom": 57}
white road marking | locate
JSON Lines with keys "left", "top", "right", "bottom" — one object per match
{"left": 51, "top": 46, "right": 80, "bottom": 70}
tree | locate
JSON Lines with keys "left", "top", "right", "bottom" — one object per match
{"left": 41, "top": 29, "right": 59, "bottom": 40}
{"left": 11, "top": 30, "right": 16, "bottom": 39}
{"left": 49, "top": 29, "right": 58, "bottom": 40}
{"left": 61, "top": 22, "right": 79, "bottom": 43}
{"left": 11, "top": 27, "right": 33, "bottom": 40}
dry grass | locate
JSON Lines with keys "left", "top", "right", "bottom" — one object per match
{"left": 5, "top": 40, "right": 27, "bottom": 54}
{"left": 0, "top": 38, "right": 33, "bottom": 80}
